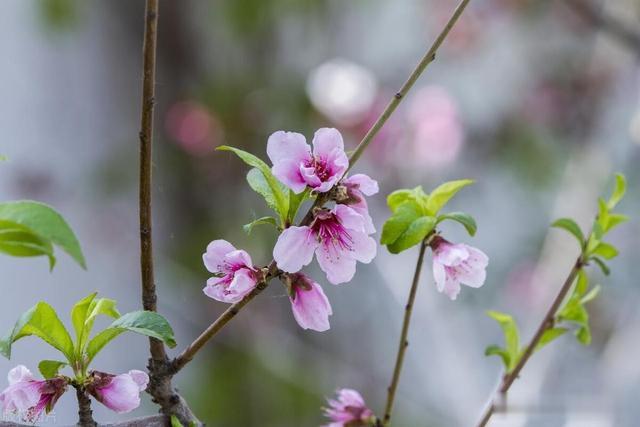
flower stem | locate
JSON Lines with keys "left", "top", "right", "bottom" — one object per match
{"left": 475, "top": 257, "right": 584, "bottom": 427}
{"left": 382, "top": 238, "right": 430, "bottom": 426}
{"left": 75, "top": 386, "right": 96, "bottom": 427}
{"left": 170, "top": 0, "right": 473, "bottom": 374}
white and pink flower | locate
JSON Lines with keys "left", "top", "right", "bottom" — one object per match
{"left": 431, "top": 237, "right": 488, "bottom": 300}
{"left": 287, "top": 273, "right": 333, "bottom": 332}
{"left": 273, "top": 205, "right": 376, "bottom": 285}
{"left": 340, "top": 173, "right": 379, "bottom": 234}
{"left": 203, "top": 239, "right": 258, "bottom": 303}
{"left": 323, "top": 388, "right": 375, "bottom": 427}
{"left": 267, "top": 128, "right": 349, "bottom": 194}
{"left": 88, "top": 370, "right": 149, "bottom": 414}
{"left": 0, "top": 365, "right": 67, "bottom": 421}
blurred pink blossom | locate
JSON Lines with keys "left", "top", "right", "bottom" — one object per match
{"left": 323, "top": 388, "right": 375, "bottom": 427}
{"left": 165, "top": 101, "right": 221, "bottom": 155}
{"left": 407, "top": 86, "right": 464, "bottom": 170}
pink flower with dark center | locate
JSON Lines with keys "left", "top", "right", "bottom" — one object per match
{"left": 340, "top": 174, "right": 379, "bottom": 234}
{"left": 431, "top": 237, "right": 488, "bottom": 300}
{"left": 267, "top": 128, "right": 349, "bottom": 194}
{"left": 0, "top": 365, "right": 67, "bottom": 422}
{"left": 323, "top": 388, "right": 375, "bottom": 427}
{"left": 203, "top": 239, "right": 258, "bottom": 303}
{"left": 273, "top": 205, "right": 376, "bottom": 285}
{"left": 88, "top": 370, "right": 149, "bottom": 414}
{"left": 287, "top": 273, "right": 333, "bottom": 332}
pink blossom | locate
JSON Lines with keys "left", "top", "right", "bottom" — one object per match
{"left": 203, "top": 240, "right": 258, "bottom": 303}
{"left": 323, "top": 388, "right": 375, "bottom": 427}
{"left": 267, "top": 128, "right": 349, "bottom": 194}
{"left": 431, "top": 237, "right": 488, "bottom": 300}
{"left": 287, "top": 273, "right": 333, "bottom": 332}
{"left": 341, "top": 174, "right": 379, "bottom": 234}
{"left": 0, "top": 365, "right": 67, "bottom": 421}
{"left": 89, "top": 370, "right": 149, "bottom": 414}
{"left": 273, "top": 205, "right": 376, "bottom": 285}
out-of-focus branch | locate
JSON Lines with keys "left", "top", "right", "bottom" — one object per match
{"left": 170, "top": 0, "right": 473, "bottom": 374}
{"left": 565, "top": 0, "right": 640, "bottom": 55}
{"left": 475, "top": 256, "right": 585, "bottom": 427}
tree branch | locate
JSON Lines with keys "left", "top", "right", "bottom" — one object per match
{"left": 382, "top": 237, "right": 430, "bottom": 426}
{"left": 136, "top": 1, "right": 200, "bottom": 424}
{"left": 475, "top": 257, "right": 584, "bottom": 427}
{"left": 75, "top": 386, "right": 97, "bottom": 427}
{"left": 170, "top": 0, "right": 474, "bottom": 375}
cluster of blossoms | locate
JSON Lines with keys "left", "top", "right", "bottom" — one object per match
{"left": 323, "top": 389, "right": 375, "bottom": 427}
{"left": 0, "top": 365, "right": 148, "bottom": 421}
{"left": 203, "top": 128, "right": 378, "bottom": 332}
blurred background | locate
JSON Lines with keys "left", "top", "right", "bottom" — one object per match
{"left": 0, "top": 0, "right": 639, "bottom": 426}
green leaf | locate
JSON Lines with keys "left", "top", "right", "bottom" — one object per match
{"left": 0, "top": 155, "right": 6, "bottom": 162}
{"left": 575, "top": 269, "right": 589, "bottom": 296}
{"left": 287, "top": 188, "right": 308, "bottom": 224}
{"left": 580, "top": 285, "right": 601, "bottom": 305}
{"left": 484, "top": 345, "right": 511, "bottom": 369}
{"left": 387, "top": 216, "right": 436, "bottom": 254}
{"left": 243, "top": 216, "right": 278, "bottom": 234}
{"left": 551, "top": 218, "right": 584, "bottom": 245}
{"left": 437, "top": 212, "right": 477, "bottom": 236}
{"left": 381, "top": 200, "right": 422, "bottom": 245}
{"left": 38, "top": 360, "right": 67, "bottom": 379}
{"left": 0, "top": 201, "right": 85, "bottom": 269}
{"left": 71, "top": 293, "right": 98, "bottom": 344}
{"left": 576, "top": 326, "right": 591, "bottom": 345}
{"left": 85, "top": 311, "right": 176, "bottom": 364}
{"left": 536, "top": 327, "right": 567, "bottom": 351}
{"left": 0, "top": 302, "right": 74, "bottom": 361}
{"left": 607, "top": 173, "right": 626, "bottom": 210}
{"left": 387, "top": 189, "right": 414, "bottom": 212}
{"left": 604, "top": 213, "right": 628, "bottom": 232}
{"left": 591, "top": 257, "right": 610, "bottom": 276}
{"left": 486, "top": 310, "right": 520, "bottom": 372}
{"left": 591, "top": 242, "right": 619, "bottom": 260}
{"left": 0, "top": 221, "right": 56, "bottom": 269}
{"left": 425, "top": 179, "right": 474, "bottom": 215}
{"left": 218, "top": 146, "right": 289, "bottom": 221}
{"left": 71, "top": 293, "right": 121, "bottom": 355}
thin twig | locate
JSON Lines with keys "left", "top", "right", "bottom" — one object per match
{"left": 382, "top": 238, "right": 430, "bottom": 426}
{"left": 75, "top": 386, "right": 97, "bottom": 427}
{"left": 171, "top": 0, "right": 473, "bottom": 373}
{"left": 475, "top": 257, "right": 584, "bottom": 427}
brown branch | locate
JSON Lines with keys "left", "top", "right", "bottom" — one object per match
{"left": 565, "top": 0, "right": 640, "bottom": 55}
{"left": 170, "top": 0, "right": 473, "bottom": 375}
{"left": 476, "top": 257, "right": 584, "bottom": 427}
{"left": 0, "top": 415, "right": 169, "bottom": 427}
{"left": 382, "top": 238, "right": 430, "bottom": 426}
{"left": 75, "top": 386, "right": 97, "bottom": 427}
{"left": 136, "top": 1, "right": 200, "bottom": 424}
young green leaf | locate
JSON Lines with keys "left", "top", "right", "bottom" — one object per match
{"left": 591, "top": 242, "right": 618, "bottom": 260}
{"left": 551, "top": 218, "right": 584, "bottom": 246}
{"left": 0, "top": 201, "right": 85, "bottom": 269}
{"left": 580, "top": 285, "right": 601, "bottom": 305}
{"left": 0, "top": 302, "right": 75, "bottom": 361}
{"left": 0, "top": 222, "right": 56, "bottom": 269}
{"left": 381, "top": 200, "right": 422, "bottom": 245}
{"left": 85, "top": 311, "right": 176, "bottom": 364}
{"left": 536, "top": 327, "right": 567, "bottom": 351}
{"left": 590, "top": 257, "right": 610, "bottom": 276}
{"left": 425, "top": 179, "right": 473, "bottom": 215}
{"left": 575, "top": 269, "right": 589, "bottom": 296}
{"left": 218, "top": 146, "right": 289, "bottom": 221}
{"left": 38, "top": 360, "right": 68, "bottom": 379}
{"left": 604, "top": 213, "right": 628, "bottom": 232}
{"left": 387, "top": 216, "right": 436, "bottom": 254}
{"left": 484, "top": 345, "right": 511, "bottom": 370}
{"left": 437, "top": 212, "right": 477, "bottom": 236}
{"left": 170, "top": 415, "right": 184, "bottom": 427}
{"left": 607, "top": 173, "right": 626, "bottom": 210}
{"left": 243, "top": 216, "right": 278, "bottom": 234}
{"left": 387, "top": 186, "right": 429, "bottom": 213}
{"left": 71, "top": 293, "right": 98, "bottom": 343}
{"left": 486, "top": 310, "right": 520, "bottom": 372}
{"left": 287, "top": 189, "right": 308, "bottom": 224}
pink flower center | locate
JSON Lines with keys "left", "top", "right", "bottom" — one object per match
{"left": 311, "top": 211, "right": 353, "bottom": 252}
{"left": 304, "top": 155, "right": 331, "bottom": 181}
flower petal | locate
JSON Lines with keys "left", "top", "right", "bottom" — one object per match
{"left": 344, "top": 173, "right": 379, "bottom": 196}
{"left": 434, "top": 242, "right": 469, "bottom": 266}
{"left": 127, "top": 371, "right": 149, "bottom": 392}
{"left": 457, "top": 245, "right": 488, "bottom": 288}
{"left": 312, "top": 128, "right": 344, "bottom": 158}
{"left": 202, "top": 240, "right": 236, "bottom": 273}
{"left": 273, "top": 226, "right": 318, "bottom": 272}
{"left": 223, "top": 249, "right": 253, "bottom": 270}
{"left": 333, "top": 204, "right": 366, "bottom": 233}
{"left": 290, "top": 281, "right": 333, "bottom": 332}
{"left": 273, "top": 158, "right": 308, "bottom": 193}
{"left": 266, "top": 131, "right": 310, "bottom": 165}
{"left": 227, "top": 268, "right": 258, "bottom": 297}
{"left": 316, "top": 242, "right": 357, "bottom": 285}
{"left": 349, "top": 231, "right": 377, "bottom": 264}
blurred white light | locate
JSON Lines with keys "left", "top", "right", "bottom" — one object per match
{"left": 306, "top": 58, "right": 378, "bottom": 126}
{"left": 629, "top": 109, "right": 640, "bottom": 145}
